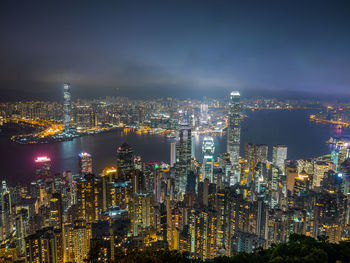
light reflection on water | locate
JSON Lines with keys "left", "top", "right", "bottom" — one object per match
{"left": 0, "top": 109, "right": 349, "bottom": 185}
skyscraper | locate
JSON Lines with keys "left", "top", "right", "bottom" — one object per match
{"left": 272, "top": 145, "right": 288, "bottom": 172}
{"left": 49, "top": 192, "right": 63, "bottom": 230}
{"left": 176, "top": 126, "right": 192, "bottom": 196}
{"left": 202, "top": 136, "right": 215, "bottom": 182}
{"left": 76, "top": 174, "right": 103, "bottom": 223}
{"left": 34, "top": 156, "right": 51, "bottom": 179}
{"left": 200, "top": 104, "right": 209, "bottom": 124}
{"left": 25, "top": 228, "right": 61, "bottom": 263}
{"left": 244, "top": 143, "right": 268, "bottom": 169}
{"left": 1, "top": 181, "right": 12, "bottom": 240}
{"left": 117, "top": 143, "right": 134, "bottom": 180}
{"left": 15, "top": 212, "right": 26, "bottom": 257}
{"left": 78, "top": 152, "right": 93, "bottom": 175}
{"left": 227, "top": 91, "right": 241, "bottom": 165}
{"left": 170, "top": 141, "right": 176, "bottom": 167}
{"left": 191, "top": 134, "right": 196, "bottom": 159}
{"left": 63, "top": 83, "right": 72, "bottom": 128}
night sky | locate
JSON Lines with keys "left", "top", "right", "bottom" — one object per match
{"left": 1, "top": 0, "right": 350, "bottom": 101}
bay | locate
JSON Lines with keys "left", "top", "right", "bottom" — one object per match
{"left": 0, "top": 109, "right": 348, "bottom": 185}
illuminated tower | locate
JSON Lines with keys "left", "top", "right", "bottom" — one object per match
{"left": 202, "top": 136, "right": 215, "bottom": 182}
{"left": 76, "top": 174, "right": 103, "bottom": 223}
{"left": 78, "top": 152, "right": 92, "bottom": 175}
{"left": 227, "top": 91, "right": 241, "bottom": 165}
{"left": 131, "top": 193, "right": 154, "bottom": 236}
{"left": 176, "top": 126, "right": 192, "bottom": 196}
{"left": 272, "top": 145, "right": 287, "bottom": 172}
{"left": 15, "top": 212, "right": 26, "bottom": 257}
{"left": 1, "top": 181, "right": 11, "bottom": 216}
{"left": 63, "top": 83, "right": 72, "bottom": 128}
{"left": 50, "top": 192, "right": 63, "bottom": 230}
{"left": 101, "top": 167, "right": 118, "bottom": 211}
{"left": 1, "top": 181, "right": 12, "bottom": 240}
{"left": 25, "top": 229, "right": 60, "bottom": 263}
{"left": 294, "top": 171, "right": 310, "bottom": 195}
{"left": 170, "top": 142, "right": 176, "bottom": 167}
{"left": 313, "top": 161, "right": 330, "bottom": 188}
{"left": 34, "top": 156, "right": 51, "bottom": 179}
{"left": 72, "top": 220, "right": 91, "bottom": 263}
{"left": 244, "top": 143, "right": 268, "bottom": 169}
{"left": 200, "top": 104, "right": 209, "bottom": 124}
{"left": 117, "top": 143, "right": 134, "bottom": 181}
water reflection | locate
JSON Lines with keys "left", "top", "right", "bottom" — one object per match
{"left": 1, "top": 109, "right": 349, "bottom": 185}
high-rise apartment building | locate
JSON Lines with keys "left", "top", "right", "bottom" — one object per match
{"left": 25, "top": 228, "right": 63, "bottom": 263}
{"left": 49, "top": 193, "right": 63, "bottom": 230}
{"left": 76, "top": 174, "right": 103, "bottom": 223}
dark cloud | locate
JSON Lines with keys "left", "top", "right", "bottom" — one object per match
{"left": 1, "top": 0, "right": 350, "bottom": 101}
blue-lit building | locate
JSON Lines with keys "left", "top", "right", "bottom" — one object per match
{"left": 202, "top": 136, "right": 215, "bottom": 183}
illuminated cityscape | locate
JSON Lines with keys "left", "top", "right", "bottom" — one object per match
{"left": 1, "top": 1, "right": 350, "bottom": 262}
{"left": 1, "top": 89, "right": 350, "bottom": 262}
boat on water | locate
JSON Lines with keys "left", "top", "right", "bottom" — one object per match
{"left": 165, "top": 133, "right": 176, "bottom": 139}
{"left": 325, "top": 136, "right": 350, "bottom": 145}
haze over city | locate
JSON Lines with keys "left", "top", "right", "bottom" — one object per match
{"left": 1, "top": 1, "right": 350, "bottom": 263}
{"left": 1, "top": 0, "right": 350, "bottom": 100}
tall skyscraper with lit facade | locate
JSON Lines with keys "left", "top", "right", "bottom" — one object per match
{"left": 244, "top": 143, "right": 268, "bottom": 169}
{"left": 34, "top": 156, "right": 51, "bottom": 179}
{"left": 78, "top": 152, "right": 93, "bottom": 175}
{"left": 176, "top": 126, "right": 192, "bottom": 195}
{"left": 272, "top": 145, "right": 288, "bottom": 172}
{"left": 227, "top": 91, "right": 241, "bottom": 165}
{"left": 117, "top": 143, "right": 134, "bottom": 180}
{"left": 1, "top": 181, "right": 12, "bottom": 240}
{"left": 49, "top": 192, "right": 63, "bottom": 230}
{"left": 76, "top": 174, "right": 103, "bottom": 223}
{"left": 202, "top": 136, "right": 215, "bottom": 182}
{"left": 200, "top": 104, "right": 209, "bottom": 124}
{"left": 170, "top": 141, "right": 176, "bottom": 167}
{"left": 63, "top": 83, "right": 72, "bottom": 128}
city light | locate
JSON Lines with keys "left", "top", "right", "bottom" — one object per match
{"left": 79, "top": 152, "right": 91, "bottom": 157}
{"left": 1, "top": 2, "right": 350, "bottom": 259}
{"left": 34, "top": 156, "right": 51, "bottom": 163}
{"left": 105, "top": 168, "right": 117, "bottom": 174}
{"left": 2, "top": 80, "right": 350, "bottom": 262}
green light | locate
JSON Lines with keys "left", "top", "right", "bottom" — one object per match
{"left": 155, "top": 164, "right": 159, "bottom": 169}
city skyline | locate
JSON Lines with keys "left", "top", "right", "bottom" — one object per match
{"left": 1, "top": 88, "right": 350, "bottom": 261}
{"left": 1, "top": 1, "right": 350, "bottom": 101}
{"left": 1, "top": 2, "right": 350, "bottom": 262}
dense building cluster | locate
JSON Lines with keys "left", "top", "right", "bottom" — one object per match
{"left": 0, "top": 91, "right": 349, "bottom": 262}
{"left": 0, "top": 91, "right": 325, "bottom": 136}
{"left": 311, "top": 105, "right": 350, "bottom": 126}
